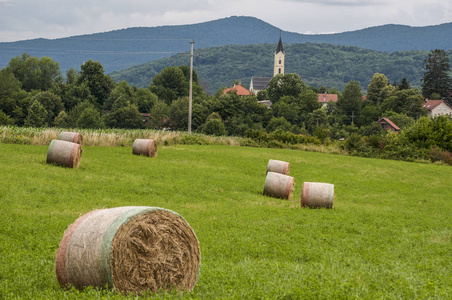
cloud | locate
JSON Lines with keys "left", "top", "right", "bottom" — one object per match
{"left": 0, "top": 0, "right": 451, "bottom": 41}
{"left": 284, "top": 0, "right": 384, "bottom": 5}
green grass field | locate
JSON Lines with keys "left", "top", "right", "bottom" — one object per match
{"left": 0, "top": 142, "right": 451, "bottom": 299}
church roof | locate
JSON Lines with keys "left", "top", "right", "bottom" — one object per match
{"left": 276, "top": 37, "right": 284, "bottom": 54}
{"left": 251, "top": 77, "right": 272, "bottom": 91}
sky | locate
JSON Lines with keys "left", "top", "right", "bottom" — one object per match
{"left": 0, "top": 0, "right": 451, "bottom": 42}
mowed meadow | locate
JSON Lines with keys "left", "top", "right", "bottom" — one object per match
{"left": 0, "top": 140, "right": 451, "bottom": 299}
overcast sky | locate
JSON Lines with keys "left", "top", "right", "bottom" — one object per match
{"left": 0, "top": 0, "right": 451, "bottom": 42}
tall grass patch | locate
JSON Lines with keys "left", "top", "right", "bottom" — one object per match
{"left": 0, "top": 143, "right": 451, "bottom": 299}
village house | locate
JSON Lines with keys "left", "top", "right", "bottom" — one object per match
{"left": 377, "top": 117, "right": 400, "bottom": 133}
{"left": 222, "top": 84, "right": 252, "bottom": 96}
{"left": 423, "top": 99, "right": 452, "bottom": 118}
{"left": 317, "top": 93, "right": 338, "bottom": 107}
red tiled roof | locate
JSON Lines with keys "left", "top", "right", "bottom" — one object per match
{"left": 423, "top": 99, "right": 445, "bottom": 111}
{"left": 223, "top": 85, "right": 252, "bottom": 96}
{"left": 378, "top": 117, "right": 400, "bottom": 131}
{"left": 317, "top": 93, "right": 338, "bottom": 103}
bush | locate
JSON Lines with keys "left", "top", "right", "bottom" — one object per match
{"left": 405, "top": 116, "right": 452, "bottom": 151}
{"left": 0, "top": 110, "right": 14, "bottom": 126}
{"left": 203, "top": 118, "right": 226, "bottom": 136}
{"left": 344, "top": 133, "right": 367, "bottom": 154}
{"left": 429, "top": 147, "right": 452, "bottom": 165}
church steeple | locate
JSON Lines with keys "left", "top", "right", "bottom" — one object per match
{"left": 274, "top": 35, "right": 285, "bottom": 77}
{"left": 276, "top": 37, "right": 284, "bottom": 54}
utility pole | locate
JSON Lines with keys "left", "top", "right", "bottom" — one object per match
{"left": 350, "top": 111, "right": 356, "bottom": 125}
{"left": 188, "top": 40, "right": 194, "bottom": 136}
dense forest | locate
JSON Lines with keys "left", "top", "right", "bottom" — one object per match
{"left": 1, "top": 16, "right": 452, "bottom": 74}
{"left": 110, "top": 43, "right": 438, "bottom": 94}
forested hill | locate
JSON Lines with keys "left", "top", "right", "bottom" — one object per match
{"left": 110, "top": 43, "right": 442, "bottom": 94}
{"left": 0, "top": 16, "right": 452, "bottom": 74}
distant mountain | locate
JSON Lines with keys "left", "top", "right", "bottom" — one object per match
{"left": 0, "top": 16, "right": 451, "bottom": 74}
{"left": 110, "top": 43, "right": 442, "bottom": 94}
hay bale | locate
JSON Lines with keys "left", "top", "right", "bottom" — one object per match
{"left": 266, "top": 159, "right": 290, "bottom": 175}
{"left": 263, "top": 171, "right": 295, "bottom": 200}
{"left": 58, "top": 132, "right": 83, "bottom": 145}
{"left": 46, "top": 140, "right": 82, "bottom": 168}
{"left": 55, "top": 206, "right": 201, "bottom": 294}
{"left": 132, "top": 139, "right": 158, "bottom": 157}
{"left": 301, "top": 182, "right": 335, "bottom": 209}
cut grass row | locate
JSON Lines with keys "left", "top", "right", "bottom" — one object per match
{"left": 0, "top": 142, "right": 451, "bottom": 299}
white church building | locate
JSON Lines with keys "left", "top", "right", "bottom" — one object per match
{"left": 249, "top": 37, "right": 285, "bottom": 94}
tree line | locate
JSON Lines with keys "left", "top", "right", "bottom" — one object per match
{"left": 1, "top": 51, "right": 451, "bottom": 164}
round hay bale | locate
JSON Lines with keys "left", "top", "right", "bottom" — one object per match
{"left": 301, "top": 182, "right": 335, "bottom": 209}
{"left": 263, "top": 171, "right": 295, "bottom": 200}
{"left": 46, "top": 140, "right": 82, "bottom": 168}
{"left": 55, "top": 206, "right": 201, "bottom": 294}
{"left": 58, "top": 132, "right": 83, "bottom": 145}
{"left": 132, "top": 139, "right": 158, "bottom": 157}
{"left": 266, "top": 159, "right": 290, "bottom": 175}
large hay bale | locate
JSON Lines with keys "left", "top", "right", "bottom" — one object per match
{"left": 263, "top": 171, "right": 295, "bottom": 200}
{"left": 46, "top": 140, "right": 82, "bottom": 168}
{"left": 301, "top": 182, "right": 335, "bottom": 209}
{"left": 58, "top": 131, "right": 83, "bottom": 145}
{"left": 132, "top": 139, "right": 158, "bottom": 157}
{"left": 55, "top": 206, "right": 201, "bottom": 294}
{"left": 266, "top": 159, "right": 290, "bottom": 175}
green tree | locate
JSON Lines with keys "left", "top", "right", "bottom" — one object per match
{"left": 67, "top": 101, "right": 97, "bottom": 128}
{"left": 77, "top": 60, "right": 115, "bottom": 108}
{"left": 103, "top": 81, "right": 135, "bottom": 111}
{"left": 202, "top": 113, "right": 226, "bottom": 136}
{"left": 421, "top": 49, "right": 452, "bottom": 101}
{"left": 168, "top": 98, "right": 189, "bottom": 130}
{"left": 399, "top": 77, "right": 411, "bottom": 90}
{"left": 149, "top": 101, "right": 169, "bottom": 129}
{"left": 271, "top": 96, "right": 302, "bottom": 125}
{"left": 25, "top": 100, "right": 48, "bottom": 127}
{"left": 7, "top": 53, "right": 62, "bottom": 92}
{"left": 54, "top": 111, "right": 71, "bottom": 128}
{"left": 76, "top": 107, "right": 104, "bottom": 129}
{"left": 104, "top": 105, "right": 143, "bottom": 129}
{"left": 0, "top": 68, "right": 22, "bottom": 117}
{"left": 266, "top": 116, "right": 293, "bottom": 133}
{"left": 256, "top": 90, "right": 268, "bottom": 101}
{"left": 307, "top": 108, "right": 328, "bottom": 129}
{"left": 66, "top": 68, "right": 78, "bottom": 84}
{"left": 53, "top": 81, "right": 95, "bottom": 112}
{"left": 355, "top": 102, "right": 381, "bottom": 127}
{"left": 0, "top": 110, "right": 14, "bottom": 126}
{"left": 29, "top": 91, "right": 64, "bottom": 127}
{"left": 380, "top": 88, "right": 426, "bottom": 118}
{"left": 367, "top": 73, "right": 390, "bottom": 106}
{"left": 336, "top": 81, "right": 363, "bottom": 125}
{"left": 267, "top": 73, "right": 306, "bottom": 103}
{"left": 135, "top": 88, "right": 158, "bottom": 113}
{"left": 150, "top": 66, "right": 186, "bottom": 104}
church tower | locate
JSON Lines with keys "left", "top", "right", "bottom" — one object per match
{"left": 273, "top": 36, "right": 285, "bottom": 77}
